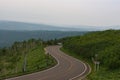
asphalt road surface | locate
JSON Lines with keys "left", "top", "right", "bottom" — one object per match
{"left": 7, "top": 46, "right": 90, "bottom": 80}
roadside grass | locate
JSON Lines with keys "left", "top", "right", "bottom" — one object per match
{"left": 89, "top": 68, "right": 120, "bottom": 80}
{"left": 61, "top": 48, "right": 120, "bottom": 80}
{"left": 0, "top": 46, "right": 57, "bottom": 80}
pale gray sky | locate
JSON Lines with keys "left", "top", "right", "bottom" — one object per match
{"left": 0, "top": 0, "right": 120, "bottom": 26}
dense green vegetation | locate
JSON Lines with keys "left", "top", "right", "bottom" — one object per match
{"left": 61, "top": 30, "right": 120, "bottom": 80}
{"left": 0, "top": 39, "right": 56, "bottom": 80}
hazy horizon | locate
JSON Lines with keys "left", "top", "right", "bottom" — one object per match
{"left": 0, "top": 20, "right": 120, "bottom": 31}
{"left": 0, "top": 0, "right": 120, "bottom": 28}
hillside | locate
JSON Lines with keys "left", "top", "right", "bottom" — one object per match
{"left": 61, "top": 30, "right": 120, "bottom": 80}
{"left": 0, "top": 39, "right": 56, "bottom": 79}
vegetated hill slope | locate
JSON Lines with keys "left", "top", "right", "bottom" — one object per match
{"left": 62, "top": 30, "right": 120, "bottom": 79}
{"left": 62, "top": 30, "right": 120, "bottom": 69}
{"left": 0, "top": 39, "right": 56, "bottom": 79}
{"left": 0, "top": 30, "right": 86, "bottom": 48}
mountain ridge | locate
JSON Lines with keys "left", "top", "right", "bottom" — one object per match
{"left": 0, "top": 20, "right": 106, "bottom": 31}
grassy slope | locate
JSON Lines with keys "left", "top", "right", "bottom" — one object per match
{"left": 61, "top": 30, "right": 120, "bottom": 80}
{"left": 0, "top": 43, "right": 56, "bottom": 80}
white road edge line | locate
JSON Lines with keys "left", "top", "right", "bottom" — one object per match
{"left": 79, "top": 63, "right": 92, "bottom": 80}
{"left": 58, "top": 46, "right": 90, "bottom": 80}
{"left": 68, "top": 53, "right": 91, "bottom": 80}
{"left": 69, "top": 58, "right": 87, "bottom": 80}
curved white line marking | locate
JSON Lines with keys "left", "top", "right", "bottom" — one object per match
{"left": 69, "top": 56, "right": 91, "bottom": 80}
{"left": 69, "top": 58, "right": 87, "bottom": 80}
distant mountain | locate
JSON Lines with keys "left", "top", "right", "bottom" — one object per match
{"left": 0, "top": 21, "right": 61, "bottom": 31}
{"left": 0, "top": 30, "right": 87, "bottom": 48}
{"left": 0, "top": 21, "right": 101, "bottom": 31}
{"left": 0, "top": 21, "right": 120, "bottom": 31}
{"left": 0, "top": 21, "right": 82, "bottom": 31}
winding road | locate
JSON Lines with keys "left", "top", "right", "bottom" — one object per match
{"left": 7, "top": 46, "right": 90, "bottom": 80}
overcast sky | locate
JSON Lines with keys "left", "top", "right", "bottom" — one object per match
{"left": 0, "top": 0, "right": 120, "bottom": 26}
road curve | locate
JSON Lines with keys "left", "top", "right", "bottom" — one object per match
{"left": 7, "top": 46, "right": 90, "bottom": 80}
